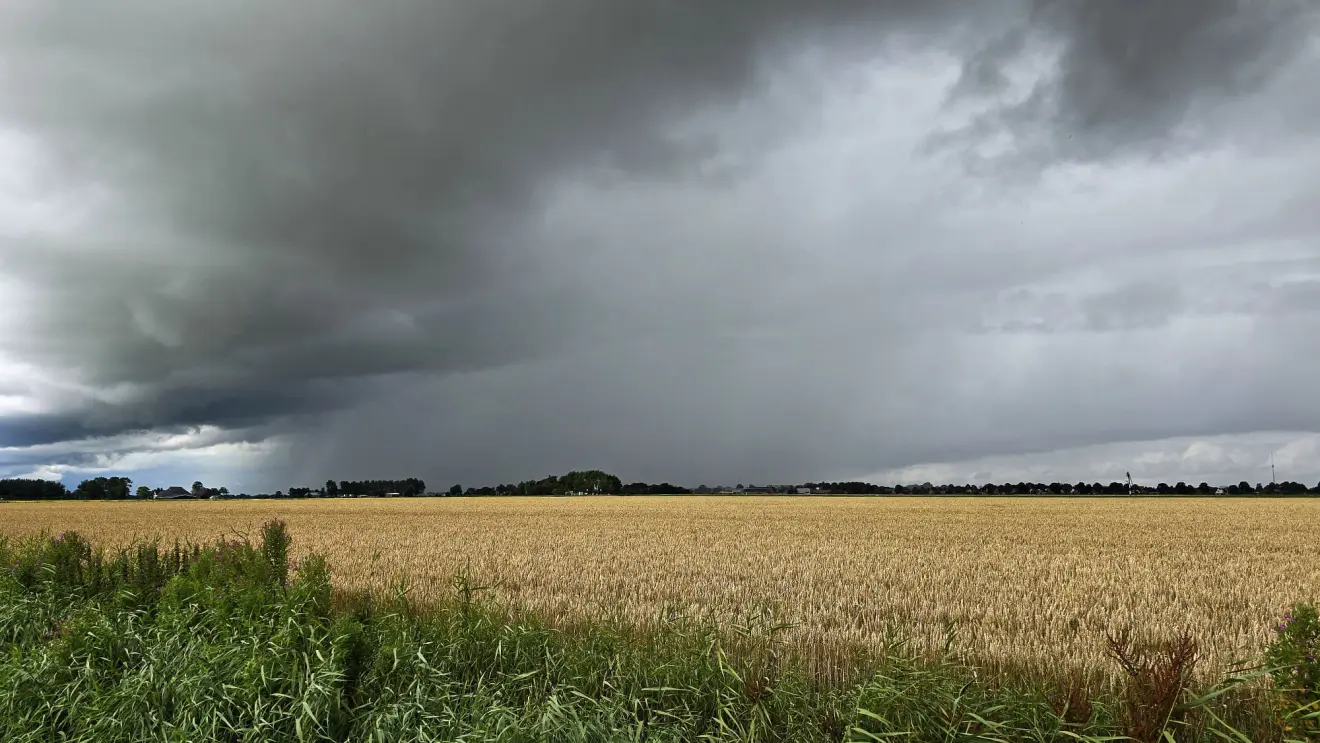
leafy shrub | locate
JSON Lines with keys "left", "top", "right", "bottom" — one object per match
{"left": 1266, "top": 602, "right": 1320, "bottom": 736}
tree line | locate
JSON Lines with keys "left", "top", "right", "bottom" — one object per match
{"left": 318, "top": 479, "right": 427, "bottom": 498}
{"left": 798, "top": 480, "right": 1320, "bottom": 496}
{"left": 452, "top": 470, "right": 671, "bottom": 497}
{"left": 3, "top": 472, "right": 1318, "bottom": 501}
{"left": 0, "top": 476, "right": 136, "bottom": 501}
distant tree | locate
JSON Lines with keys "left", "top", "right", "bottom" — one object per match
{"left": 558, "top": 470, "right": 621, "bottom": 494}
{"left": 74, "top": 478, "right": 105, "bottom": 500}
{"left": 0, "top": 479, "right": 69, "bottom": 500}
{"left": 448, "top": 484, "right": 462, "bottom": 496}
{"left": 219, "top": 486, "right": 229, "bottom": 495}
{"left": 135, "top": 485, "right": 152, "bottom": 499}
{"left": 325, "top": 480, "right": 339, "bottom": 497}
{"left": 72, "top": 476, "right": 130, "bottom": 500}
{"left": 332, "top": 478, "right": 426, "bottom": 497}
{"left": 1239, "top": 481, "right": 1253, "bottom": 494}
{"left": 805, "top": 481, "right": 887, "bottom": 495}
{"left": 191, "top": 481, "right": 205, "bottom": 497}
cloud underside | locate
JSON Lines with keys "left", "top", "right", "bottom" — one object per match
{"left": 1, "top": 0, "right": 1318, "bottom": 486}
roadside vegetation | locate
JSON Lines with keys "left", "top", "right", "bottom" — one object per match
{"left": 0, "top": 522, "right": 1316, "bottom": 742}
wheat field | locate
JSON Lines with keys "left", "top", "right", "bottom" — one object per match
{"left": 2, "top": 496, "right": 1316, "bottom": 683}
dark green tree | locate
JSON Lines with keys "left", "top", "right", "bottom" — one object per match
{"left": 75, "top": 479, "right": 105, "bottom": 499}
{"left": 0, "top": 479, "right": 68, "bottom": 500}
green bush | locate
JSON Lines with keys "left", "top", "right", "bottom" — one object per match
{"left": 1266, "top": 602, "right": 1320, "bottom": 737}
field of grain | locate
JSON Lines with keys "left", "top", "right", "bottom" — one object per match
{"left": 2, "top": 496, "right": 1316, "bottom": 683}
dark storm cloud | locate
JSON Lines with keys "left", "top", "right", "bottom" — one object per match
{"left": 938, "top": 0, "right": 1318, "bottom": 164}
{"left": 0, "top": 0, "right": 985, "bottom": 438}
{"left": 0, "top": 444, "right": 106, "bottom": 475}
{"left": 1, "top": 0, "right": 1318, "bottom": 486}
{"left": 949, "top": 25, "right": 1030, "bottom": 99}
{"left": 0, "top": 385, "right": 337, "bottom": 449}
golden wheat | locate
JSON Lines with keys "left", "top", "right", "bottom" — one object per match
{"left": 3, "top": 496, "right": 1316, "bottom": 682}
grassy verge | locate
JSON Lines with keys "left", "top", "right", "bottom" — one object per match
{"left": 0, "top": 522, "right": 1307, "bottom": 742}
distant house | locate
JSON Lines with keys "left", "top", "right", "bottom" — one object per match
{"left": 153, "top": 486, "right": 194, "bottom": 500}
{"left": 796, "top": 487, "right": 812, "bottom": 495}
{"left": 741, "top": 486, "right": 776, "bottom": 494}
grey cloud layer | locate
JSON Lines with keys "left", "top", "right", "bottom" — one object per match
{"left": 943, "top": 0, "right": 1318, "bottom": 161}
{"left": 3, "top": 0, "right": 967, "bottom": 427}
{"left": 1, "top": 0, "right": 1317, "bottom": 486}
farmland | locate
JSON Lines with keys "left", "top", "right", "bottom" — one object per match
{"left": 3, "top": 496, "right": 1316, "bottom": 686}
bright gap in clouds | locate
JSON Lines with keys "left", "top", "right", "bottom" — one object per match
{"left": 0, "top": 426, "right": 281, "bottom": 491}
{"left": 869, "top": 431, "right": 1320, "bottom": 489}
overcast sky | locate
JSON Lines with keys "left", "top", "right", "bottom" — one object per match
{"left": 2, "top": 1, "right": 1318, "bottom": 491}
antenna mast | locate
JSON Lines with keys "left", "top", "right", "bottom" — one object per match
{"left": 1271, "top": 453, "right": 1276, "bottom": 485}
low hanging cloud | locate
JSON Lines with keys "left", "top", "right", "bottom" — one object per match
{"left": 1, "top": 0, "right": 1318, "bottom": 488}
{"left": 870, "top": 431, "right": 1320, "bottom": 488}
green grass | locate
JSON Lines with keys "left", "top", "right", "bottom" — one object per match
{"left": 0, "top": 524, "right": 1302, "bottom": 742}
